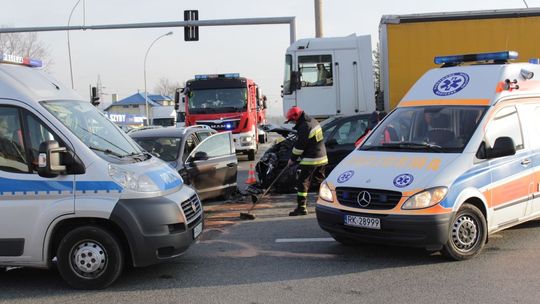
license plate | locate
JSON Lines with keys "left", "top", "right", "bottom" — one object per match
{"left": 344, "top": 215, "right": 381, "bottom": 230}
{"left": 193, "top": 222, "right": 203, "bottom": 239}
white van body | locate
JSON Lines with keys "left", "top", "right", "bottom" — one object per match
{"left": 282, "top": 34, "right": 376, "bottom": 118}
{"left": 0, "top": 58, "right": 203, "bottom": 288}
{"left": 317, "top": 53, "right": 540, "bottom": 259}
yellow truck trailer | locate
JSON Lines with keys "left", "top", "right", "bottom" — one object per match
{"left": 379, "top": 8, "right": 540, "bottom": 111}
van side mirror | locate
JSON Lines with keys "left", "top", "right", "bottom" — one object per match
{"left": 174, "top": 90, "right": 181, "bottom": 110}
{"left": 290, "top": 71, "right": 301, "bottom": 91}
{"left": 486, "top": 137, "right": 516, "bottom": 159}
{"left": 38, "top": 140, "right": 67, "bottom": 178}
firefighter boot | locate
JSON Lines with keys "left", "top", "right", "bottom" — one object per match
{"left": 289, "top": 204, "right": 308, "bottom": 216}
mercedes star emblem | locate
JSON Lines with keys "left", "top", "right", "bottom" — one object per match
{"left": 356, "top": 191, "right": 372, "bottom": 208}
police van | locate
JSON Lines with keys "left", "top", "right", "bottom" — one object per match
{"left": 0, "top": 54, "right": 203, "bottom": 288}
{"left": 317, "top": 51, "right": 540, "bottom": 260}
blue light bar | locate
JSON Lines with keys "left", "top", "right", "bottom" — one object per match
{"left": 434, "top": 51, "right": 518, "bottom": 65}
{"left": 529, "top": 58, "right": 540, "bottom": 64}
{"left": 0, "top": 53, "right": 42, "bottom": 67}
{"left": 194, "top": 73, "right": 240, "bottom": 80}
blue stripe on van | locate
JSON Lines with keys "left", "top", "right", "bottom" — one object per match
{"left": 0, "top": 177, "right": 122, "bottom": 195}
{"left": 146, "top": 169, "right": 183, "bottom": 191}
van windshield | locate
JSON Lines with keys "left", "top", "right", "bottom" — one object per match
{"left": 42, "top": 100, "right": 144, "bottom": 158}
{"left": 359, "top": 106, "right": 487, "bottom": 153}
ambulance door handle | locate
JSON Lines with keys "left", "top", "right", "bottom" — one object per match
{"left": 521, "top": 158, "right": 531, "bottom": 166}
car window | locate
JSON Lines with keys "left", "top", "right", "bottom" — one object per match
{"left": 191, "top": 132, "right": 233, "bottom": 159}
{"left": 183, "top": 134, "right": 199, "bottom": 161}
{"left": 196, "top": 131, "right": 213, "bottom": 142}
{"left": 329, "top": 118, "right": 368, "bottom": 145}
{"left": 0, "top": 107, "right": 28, "bottom": 173}
{"left": 485, "top": 106, "right": 524, "bottom": 150}
{"left": 132, "top": 137, "right": 181, "bottom": 162}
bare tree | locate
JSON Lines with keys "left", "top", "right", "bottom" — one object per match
{"left": 153, "top": 77, "right": 181, "bottom": 97}
{"left": 0, "top": 30, "right": 53, "bottom": 69}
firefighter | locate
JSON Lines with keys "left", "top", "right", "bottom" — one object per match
{"left": 285, "top": 106, "right": 328, "bottom": 216}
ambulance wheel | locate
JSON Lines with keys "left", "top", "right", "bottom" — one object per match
{"left": 248, "top": 149, "right": 256, "bottom": 161}
{"left": 441, "top": 204, "right": 487, "bottom": 261}
{"left": 57, "top": 226, "right": 124, "bottom": 290}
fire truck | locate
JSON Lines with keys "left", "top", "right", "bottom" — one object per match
{"left": 182, "top": 73, "right": 262, "bottom": 160}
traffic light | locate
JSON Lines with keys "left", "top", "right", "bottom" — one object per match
{"left": 90, "top": 86, "right": 100, "bottom": 106}
{"left": 184, "top": 10, "right": 199, "bottom": 41}
{"left": 174, "top": 89, "right": 181, "bottom": 110}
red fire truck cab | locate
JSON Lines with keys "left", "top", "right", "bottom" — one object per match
{"left": 184, "top": 73, "right": 260, "bottom": 160}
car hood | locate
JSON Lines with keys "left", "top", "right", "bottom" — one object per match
{"left": 327, "top": 150, "right": 463, "bottom": 194}
{"left": 262, "top": 123, "right": 296, "bottom": 137}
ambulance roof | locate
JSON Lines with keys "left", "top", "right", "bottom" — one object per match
{"left": 0, "top": 63, "right": 81, "bottom": 103}
{"left": 399, "top": 61, "right": 540, "bottom": 108}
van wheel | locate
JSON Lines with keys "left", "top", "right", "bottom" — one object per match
{"left": 57, "top": 226, "right": 124, "bottom": 290}
{"left": 441, "top": 204, "right": 487, "bottom": 261}
{"left": 248, "top": 149, "right": 256, "bottom": 161}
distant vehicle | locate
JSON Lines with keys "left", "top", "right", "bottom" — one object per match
{"left": 256, "top": 113, "right": 371, "bottom": 193}
{"left": 282, "top": 34, "right": 376, "bottom": 119}
{"left": 379, "top": 8, "right": 540, "bottom": 111}
{"left": 182, "top": 73, "right": 266, "bottom": 160}
{"left": 130, "top": 126, "right": 238, "bottom": 200}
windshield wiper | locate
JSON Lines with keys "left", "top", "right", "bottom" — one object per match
{"left": 382, "top": 142, "right": 444, "bottom": 152}
{"left": 89, "top": 146, "right": 127, "bottom": 158}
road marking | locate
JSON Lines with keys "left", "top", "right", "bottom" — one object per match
{"left": 275, "top": 238, "right": 335, "bottom": 243}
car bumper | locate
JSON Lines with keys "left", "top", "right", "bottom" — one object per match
{"left": 316, "top": 204, "right": 453, "bottom": 250}
{"left": 110, "top": 190, "right": 204, "bottom": 267}
{"left": 232, "top": 131, "right": 256, "bottom": 151}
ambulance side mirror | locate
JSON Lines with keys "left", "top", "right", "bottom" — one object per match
{"left": 38, "top": 140, "right": 67, "bottom": 178}
{"left": 486, "top": 137, "right": 516, "bottom": 159}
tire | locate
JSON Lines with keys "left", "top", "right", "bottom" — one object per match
{"left": 56, "top": 225, "right": 124, "bottom": 290}
{"left": 331, "top": 234, "right": 360, "bottom": 247}
{"left": 248, "top": 149, "right": 256, "bottom": 161}
{"left": 258, "top": 134, "right": 265, "bottom": 144}
{"left": 441, "top": 204, "right": 487, "bottom": 261}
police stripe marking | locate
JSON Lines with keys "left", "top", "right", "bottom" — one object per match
{"left": 275, "top": 238, "right": 335, "bottom": 243}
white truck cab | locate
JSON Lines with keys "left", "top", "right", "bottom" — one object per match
{"left": 282, "top": 34, "right": 376, "bottom": 119}
{"left": 317, "top": 51, "right": 540, "bottom": 260}
{"left": 0, "top": 54, "right": 203, "bottom": 289}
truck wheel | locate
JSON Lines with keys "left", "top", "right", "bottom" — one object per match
{"left": 258, "top": 134, "right": 266, "bottom": 144}
{"left": 441, "top": 204, "right": 487, "bottom": 261}
{"left": 57, "top": 226, "right": 124, "bottom": 290}
{"left": 248, "top": 149, "right": 256, "bottom": 161}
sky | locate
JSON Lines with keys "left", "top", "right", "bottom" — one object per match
{"left": 0, "top": 0, "right": 536, "bottom": 117}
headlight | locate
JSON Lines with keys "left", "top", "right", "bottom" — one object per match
{"left": 109, "top": 164, "right": 161, "bottom": 192}
{"left": 319, "top": 181, "right": 334, "bottom": 202}
{"left": 401, "top": 187, "right": 448, "bottom": 210}
{"left": 241, "top": 136, "right": 253, "bottom": 143}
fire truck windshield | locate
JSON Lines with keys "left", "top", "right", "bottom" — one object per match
{"left": 188, "top": 88, "right": 247, "bottom": 114}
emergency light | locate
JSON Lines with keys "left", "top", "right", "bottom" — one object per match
{"left": 0, "top": 53, "right": 42, "bottom": 67}
{"left": 194, "top": 73, "right": 240, "bottom": 80}
{"left": 434, "top": 51, "right": 518, "bottom": 66}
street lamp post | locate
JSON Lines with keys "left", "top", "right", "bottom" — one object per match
{"left": 144, "top": 31, "right": 173, "bottom": 125}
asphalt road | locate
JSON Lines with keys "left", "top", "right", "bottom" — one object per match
{"left": 3, "top": 138, "right": 540, "bottom": 303}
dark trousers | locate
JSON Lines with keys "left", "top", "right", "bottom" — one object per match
{"left": 296, "top": 165, "right": 326, "bottom": 208}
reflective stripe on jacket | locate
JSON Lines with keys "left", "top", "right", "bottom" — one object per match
{"left": 291, "top": 112, "right": 328, "bottom": 166}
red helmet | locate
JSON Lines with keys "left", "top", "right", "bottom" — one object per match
{"left": 285, "top": 106, "right": 303, "bottom": 123}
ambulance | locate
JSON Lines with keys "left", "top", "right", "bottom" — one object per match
{"left": 317, "top": 51, "right": 540, "bottom": 260}
{"left": 0, "top": 54, "right": 203, "bottom": 288}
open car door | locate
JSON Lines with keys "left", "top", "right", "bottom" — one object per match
{"left": 184, "top": 132, "right": 237, "bottom": 200}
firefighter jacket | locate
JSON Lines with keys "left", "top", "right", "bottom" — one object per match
{"left": 290, "top": 112, "right": 328, "bottom": 166}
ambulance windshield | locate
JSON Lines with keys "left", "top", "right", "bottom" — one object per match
{"left": 42, "top": 100, "right": 144, "bottom": 159}
{"left": 360, "top": 106, "right": 487, "bottom": 153}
